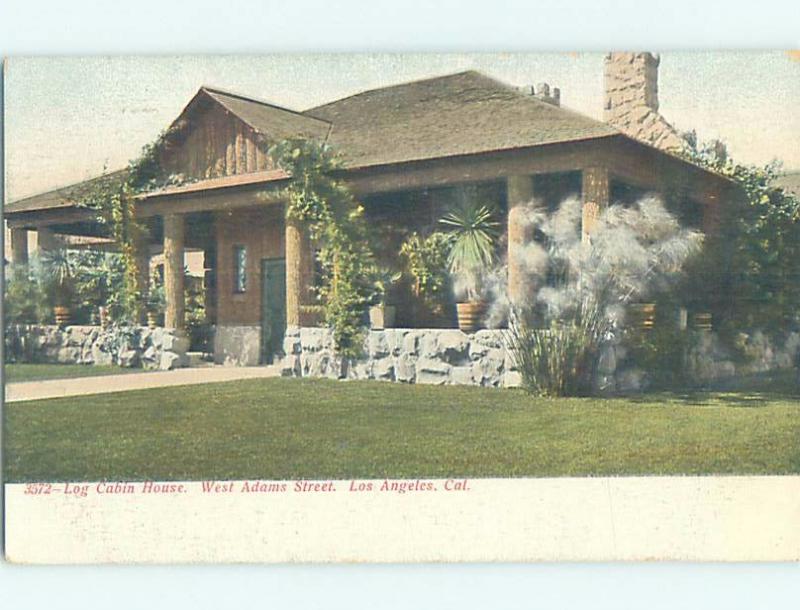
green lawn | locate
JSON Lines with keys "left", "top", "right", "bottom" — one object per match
{"left": 4, "top": 374, "right": 799, "bottom": 482}
{"left": 4, "top": 363, "right": 144, "bottom": 384}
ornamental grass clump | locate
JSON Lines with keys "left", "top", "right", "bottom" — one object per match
{"left": 505, "top": 196, "right": 703, "bottom": 397}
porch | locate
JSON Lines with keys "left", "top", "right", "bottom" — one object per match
{"left": 6, "top": 136, "right": 732, "bottom": 369}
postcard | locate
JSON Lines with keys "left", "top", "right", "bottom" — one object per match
{"left": 3, "top": 52, "right": 799, "bottom": 563}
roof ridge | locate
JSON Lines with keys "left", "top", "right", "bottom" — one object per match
{"left": 200, "top": 86, "right": 331, "bottom": 126}
{"left": 302, "top": 69, "right": 483, "bottom": 115}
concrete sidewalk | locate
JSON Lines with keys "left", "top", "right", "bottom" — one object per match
{"left": 4, "top": 366, "right": 281, "bottom": 403}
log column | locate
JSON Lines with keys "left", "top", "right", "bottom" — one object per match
{"left": 136, "top": 245, "right": 151, "bottom": 324}
{"left": 36, "top": 227, "right": 60, "bottom": 251}
{"left": 163, "top": 214, "right": 185, "bottom": 330}
{"left": 285, "top": 215, "right": 313, "bottom": 327}
{"left": 9, "top": 228, "right": 29, "bottom": 266}
{"left": 581, "top": 167, "right": 610, "bottom": 242}
{"left": 506, "top": 174, "right": 535, "bottom": 307}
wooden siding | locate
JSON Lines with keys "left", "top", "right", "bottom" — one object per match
{"left": 215, "top": 205, "right": 285, "bottom": 325}
{"left": 159, "top": 102, "right": 274, "bottom": 181}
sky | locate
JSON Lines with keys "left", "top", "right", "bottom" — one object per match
{"left": 4, "top": 51, "right": 800, "bottom": 201}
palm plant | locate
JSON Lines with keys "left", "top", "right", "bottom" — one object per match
{"left": 41, "top": 248, "right": 74, "bottom": 307}
{"left": 439, "top": 192, "right": 500, "bottom": 302}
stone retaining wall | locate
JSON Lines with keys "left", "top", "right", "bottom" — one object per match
{"left": 5, "top": 324, "right": 189, "bottom": 370}
{"left": 281, "top": 327, "right": 521, "bottom": 387}
{"left": 280, "top": 326, "right": 800, "bottom": 390}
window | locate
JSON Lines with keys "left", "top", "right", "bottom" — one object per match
{"left": 233, "top": 245, "right": 247, "bottom": 293}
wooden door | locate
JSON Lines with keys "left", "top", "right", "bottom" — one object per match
{"left": 260, "top": 258, "right": 286, "bottom": 364}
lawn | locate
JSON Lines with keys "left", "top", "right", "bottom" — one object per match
{"left": 4, "top": 374, "right": 799, "bottom": 482}
{"left": 4, "top": 363, "right": 144, "bottom": 384}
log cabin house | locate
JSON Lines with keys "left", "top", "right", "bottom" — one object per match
{"left": 4, "top": 54, "right": 737, "bottom": 366}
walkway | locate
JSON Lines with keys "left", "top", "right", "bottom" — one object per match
{"left": 4, "top": 366, "right": 281, "bottom": 403}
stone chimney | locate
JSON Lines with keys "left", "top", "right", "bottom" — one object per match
{"left": 604, "top": 52, "right": 684, "bottom": 152}
{"left": 517, "top": 82, "right": 561, "bottom": 106}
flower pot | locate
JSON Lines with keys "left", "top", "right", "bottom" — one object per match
{"left": 369, "top": 304, "right": 396, "bottom": 330}
{"left": 54, "top": 306, "right": 71, "bottom": 326}
{"left": 456, "top": 301, "right": 486, "bottom": 333}
{"left": 628, "top": 303, "right": 656, "bottom": 331}
{"left": 98, "top": 306, "right": 110, "bottom": 328}
{"left": 691, "top": 312, "right": 713, "bottom": 332}
{"left": 146, "top": 311, "right": 160, "bottom": 329}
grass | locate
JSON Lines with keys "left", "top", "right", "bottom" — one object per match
{"left": 4, "top": 371, "right": 799, "bottom": 482}
{"left": 4, "top": 363, "right": 145, "bottom": 384}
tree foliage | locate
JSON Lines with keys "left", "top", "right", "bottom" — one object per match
{"left": 680, "top": 132, "right": 800, "bottom": 334}
{"left": 271, "top": 139, "right": 379, "bottom": 357}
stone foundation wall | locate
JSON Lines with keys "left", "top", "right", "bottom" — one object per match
{"left": 281, "top": 327, "right": 521, "bottom": 387}
{"left": 5, "top": 324, "right": 189, "bottom": 370}
{"left": 213, "top": 325, "right": 261, "bottom": 366}
{"left": 280, "top": 326, "right": 800, "bottom": 390}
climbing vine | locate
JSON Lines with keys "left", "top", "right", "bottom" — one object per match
{"left": 271, "top": 139, "right": 378, "bottom": 357}
{"left": 73, "top": 129, "right": 185, "bottom": 321}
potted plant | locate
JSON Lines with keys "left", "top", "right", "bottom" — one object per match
{"left": 145, "top": 280, "right": 165, "bottom": 329}
{"left": 369, "top": 267, "right": 402, "bottom": 329}
{"left": 439, "top": 195, "right": 500, "bottom": 333}
{"left": 42, "top": 248, "right": 74, "bottom": 326}
{"left": 400, "top": 232, "right": 453, "bottom": 324}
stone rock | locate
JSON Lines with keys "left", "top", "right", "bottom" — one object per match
{"left": 283, "top": 335, "right": 302, "bottom": 356}
{"left": 300, "top": 327, "right": 324, "bottom": 351}
{"left": 159, "top": 351, "right": 182, "bottom": 371}
{"left": 150, "top": 327, "right": 165, "bottom": 348}
{"left": 450, "top": 366, "right": 474, "bottom": 385}
{"left": 395, "top": 354, "right": 416, "bottom": 383}
{"left": 350, "top": 361, "right": 372, "bottom": 381}
{"left": 474, "top": 329, "right": 504, "bottom": 348}
{"left": 402, "top": 332, "right": 421, "bottom": 355}
{"left": 437, "top": 330, "right": 469, "bottom": 364}
{"left": 372, "top": 357, "right": 395, "bottom": 381}
{"left": 161, "top": 332, "right": 189, "bottom": 354}
{"left": 56, "top": 346, "right": 81, "bottom": 364}
{"left": 473, "top": 348, "right": 504, "bottom": 387}
{"left": 384, "top": 329, "right": 407, "bottom": 356}
{"left": 91, "top": 342, "right": 114, "bottom": 366}
{"left": 416, "top": 358, "right": 450, "bottom": 385}
{"left": 118, "top": 348, "right": 140, "bottom": 368}
{"left": 368, "top": 331, "right": 390, "bottom": 358}
{"left": 468, "top": 341, "right": 490, "bottom": 361}
{"left": 419, "top": 333, "right": 439, "bottom": 358}
{"left": 503, "top": 370, "right": 523, "bottom": 388}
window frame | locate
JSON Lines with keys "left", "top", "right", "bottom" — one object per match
{"left": 232, "top": 245, "right": 247, "bottom": 294}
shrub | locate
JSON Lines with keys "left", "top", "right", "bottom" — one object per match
{"left": 506, "top": 295, "right": 607, "bottom": 396}
{"left": 504, "top": 196, "right": 702, "bottom": 396}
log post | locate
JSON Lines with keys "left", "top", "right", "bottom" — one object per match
{"left": 163, "top": 214, "right": 185, "bottom": 330}
{"left": 506, "top": 174, "right": 535, "bottom": 307}
{"left": 136, "top": 245, "right": 151, "bottom": 324}
{"left": 9, "top": 228, "right": 29, "bottom": 266}
{"left": 581, "top": 167, "right": 610, "bottom": 242}
{"left": 36, "top": 227, "right": 60, "bottom": 251}
{"left": 285, "top": 215, "right": 313, "bottom": 327}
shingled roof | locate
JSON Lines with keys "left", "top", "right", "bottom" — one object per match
{"left": 7, "top": 70, "right": 626, "bottom": 214}
{"left": 201, "top": 87, "right": 331, "bottom": 142}
{"left": 304, "top": 70, "right": 619, "bottom": 169}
